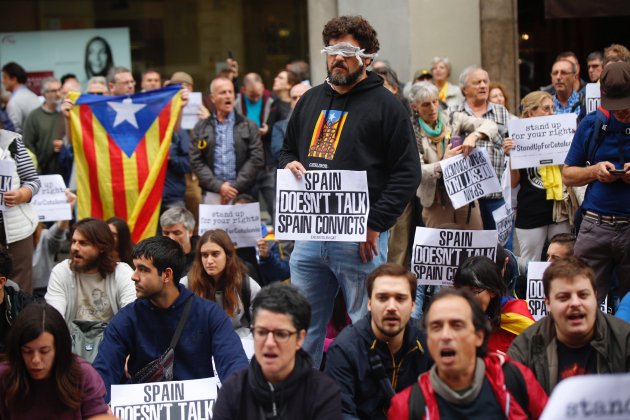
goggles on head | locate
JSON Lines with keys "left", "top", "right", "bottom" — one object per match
{"left": 320, "top": 42, "right": 377, "bottom": 67}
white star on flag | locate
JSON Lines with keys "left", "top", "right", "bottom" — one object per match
{"left": 108, "top": 98, "right": 146, "bottom": 129}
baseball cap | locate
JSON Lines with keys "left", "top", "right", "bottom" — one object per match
{"left": 600, "top": 61, "right": 630, "bottom": 110}
{"left": 165, "top": 71, "right": 194, "bottom": 86}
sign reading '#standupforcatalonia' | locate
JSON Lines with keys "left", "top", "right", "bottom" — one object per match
{"left": 199, "top": 202, "right": 261, "bottom": 248}
{"left": 275, "top": 169, "right": 369, "bottom": 242}
{"left": 508, "top": 113, "right": 577, "bottom": 169}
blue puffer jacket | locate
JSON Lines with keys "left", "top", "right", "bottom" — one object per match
{"left": 162, "top": 129, "right": 192, "bottom": 203}
{"left": 325, "top": 315, "right": 431, "bottom": 420}
{"left": 93, "top": 285, "right": 249, "bottom": 402}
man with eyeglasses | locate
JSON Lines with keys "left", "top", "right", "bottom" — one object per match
{"left": 325, "top": 263, "right": 430, "bottom": 420}
{"left": 279, "top": 15, "right": 421, "bottom": 370}
{"left": 213, "top": 282, "right": 342, "bottom": 419}
{"left": 22, "top": 77, "right": 66, "bottom": 176}
{"left": 551, "top": 59, "right": 581, "bottom": 115}
{"left": 107, "top": 66, "right": 136, "bottom": 96}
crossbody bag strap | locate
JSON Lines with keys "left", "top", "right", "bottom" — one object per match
{"left": 169, "top": 295, "right": 193, "bottom": 349}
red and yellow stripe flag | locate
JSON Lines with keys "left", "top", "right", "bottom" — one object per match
{"left": 69, "top": 86, "right": 183, "bottom": 242}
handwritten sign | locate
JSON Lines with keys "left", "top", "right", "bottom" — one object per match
{"left": 439, "top": 148, "right": 501, "bottom": 209}
{"left": 199, "top": 202, "right": 261, "bottom": 248}
{"left": 0, "top": 160, "right": 16, "bottom": 211}
{"left": 275, "top": 169, "right": 369, "bottom": 241}
{"left": 508, "top": 114, "right": 577, "bottom": 169}
{"left": 31, "top": 175, "right": 71, "bottom": 221}
{"left": 527, "top": 261, "right": 607, "bottom": 321}
{"left": 541, "top": 374, "right": 630, "bottom": 420}
{"left": 492, "top": 204, "right": 515, "bottom": 247}
{"left": 585, "top": 83, "right": 601, "bottom": 114}
{"left": 181, "top": 92, "right": 202, "bottom": 129}
{"left": 411, "top": 227, "right": 497, "bottom": 287}
{"left": 111, "top": 377, "right": 220, "bottom": 420}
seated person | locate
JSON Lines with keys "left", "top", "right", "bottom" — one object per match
{"left": 160, "top": 207, "right": 198, "bottom": 274}
{"left": 508, "top": 256, "right": 630, "bottom": 394}
{"left": 0, "top": 247, "right": 34, "bottom": 353}
{"left": 184, "top": 229, "right": 261, "bottom": 336}
{"left": 213, "top": 283, "right": 342, "bottom": 419}
{"left": 45, "top": 218, "right": 135, "bottom": 324}
{"left": 0, "top": 303, "right": 109, "bottom": 418}
{"left": 389, "top": 289, "right": 547, "bottom": 419}
{"left": 546, "top": 232, "right": 575, "bottom": 262}
{"left": 454, "top": 256, "right": 534, "bottom": 353}
{"left": 325, "top": 263, "right": 431, "bottom": 419}
{"left": 93, "top": 236, "right": 248, "bottom": 402}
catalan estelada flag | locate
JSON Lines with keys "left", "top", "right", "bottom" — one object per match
{"left": 68, "top": 85, "right": 183, "bottom": 242}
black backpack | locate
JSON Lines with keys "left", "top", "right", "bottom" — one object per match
{"left": 407, "top": 361, "right": 530, "bottom": 419}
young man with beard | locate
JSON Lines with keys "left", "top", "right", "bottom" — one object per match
{"left": 94, "top": 236, "right": 248, "bottom": 402}
{"left": 389, "top": 289, "right": 547, "bottom": 419}
{"left": 508, "top": 256, "right": 630, "bottom": 395}
{"left": 279, "top": 15, "right": 421, "bottom": 369}
{"left": 325, "top": 263, "right": 430, "bottom": 419}
{"left": 45, "top": 218, "right": 135, "bottom": 324}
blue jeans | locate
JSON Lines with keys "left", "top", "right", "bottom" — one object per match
{"left": 290, "top": 232, "right": 389, "bottom": 368}
{"left": 479, "top": 197, "right": 514, "bottom": 251}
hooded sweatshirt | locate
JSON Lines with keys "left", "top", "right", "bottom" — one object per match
{"left": 279, "top": 72, "right": 421, "bottom": 232}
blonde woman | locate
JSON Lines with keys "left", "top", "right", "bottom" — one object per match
{"left": 504, "top": 91, "right": 575, "bottom": 261}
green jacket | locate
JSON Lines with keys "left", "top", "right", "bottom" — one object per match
{"left": 507, "top": 311, "right": 630, "bottom": 395}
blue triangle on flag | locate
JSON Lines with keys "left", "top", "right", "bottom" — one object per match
{"left": 77, "top": 85, "right": 180, "bottom": 157}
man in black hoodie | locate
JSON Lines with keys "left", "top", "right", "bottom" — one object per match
{"left": 279, "top": 15, "right": 421, "bottom": 369}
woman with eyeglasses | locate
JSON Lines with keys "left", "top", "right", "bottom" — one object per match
{"left": 213, "top": 283, "right": 342, "bottom": 419}
{"left": 503, "top": 91, "right": 576, "bottom": 262}
{"left": 0, "top": 303, "right": 111, "bottom": 419}
{"left": 185, "top": 229, "right": 260, "bottom": 337}
{"left": 454, "top": 256, "right": 534, "bottom": 353}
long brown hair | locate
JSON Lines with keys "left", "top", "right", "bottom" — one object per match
{"left": 188, "top": 229, "right": 246, "bottom": 317}
{"left": 3, "top": 303, "right": 83, "bottom": 413}
{"left": 71, "top": 218, "right": 118, "bottom": 277}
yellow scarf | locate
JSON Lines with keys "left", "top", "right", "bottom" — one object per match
{"left": 539, "top": 165, "right": 563, "bottom": 200}
{"left": 438, "top": 82, "right": 449, "bottom": 103}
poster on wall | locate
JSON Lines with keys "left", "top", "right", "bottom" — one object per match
{"left": 0, "top": 28, "right": 131, "bottom": 91}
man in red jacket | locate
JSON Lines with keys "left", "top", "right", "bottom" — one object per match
{"left": 389, "top": 289, "right": 547, "bottom": 419}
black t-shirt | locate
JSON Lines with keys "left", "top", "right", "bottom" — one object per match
{"left": 436, "top": 377, "right": 504, "bottom": 420}
{"left": 515, "top": 167, "right": 554, "bottom": 229}
{"left": 557, "top": 341, "right": 597, "bottom": 382}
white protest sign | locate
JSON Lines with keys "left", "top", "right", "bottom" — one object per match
{"left": 199, "top": 203, "right": 261, "bottom": 248}
{"left": 492, "top": 204, "right": 515, "bottom": 247}
{"left": 181, "top": 92, "right": 202, "bottom": 129}
{"left": 439, "top": 148, "right": 501, "bottom": 209}
{"left": 0, "top": 160, "right": 16, "bottom": 211}
{"left": 585, "top": 83, "right": 601, "bottom": 114}
{"left": 111, "top": 377, "right": 220, "bottom": 420}
{"left": 541, "top": 374, "right": 630, "bottom": 420}
{"left": 31, "top": 175, "right": 71, "bottom": 221}
{"left": 526, "top": 261, "right": 551, "bottom": 321}
{"left": 275, "top": 169, "right": 369, "bottom": 241}
{"left": 411, "top": 227, "right": 498, "bottom": 287}
{"left": 508, "top": 114, "right": 577, "bottom": 169}
{"left": 527, "top": 261, "right": 608, "bottom": 321}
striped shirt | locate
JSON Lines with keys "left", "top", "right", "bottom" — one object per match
{"left": 0, "top": 135, "right": 41, "bottom": 225}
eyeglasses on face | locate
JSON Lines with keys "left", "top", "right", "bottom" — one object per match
{"left": 251, "top": 326, "right": 298, "bottom": 342}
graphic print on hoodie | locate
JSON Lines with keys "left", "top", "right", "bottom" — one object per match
{"left": 308, "top": 110, "right": 348, "bottom": 160}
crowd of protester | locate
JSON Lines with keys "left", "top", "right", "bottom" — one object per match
{"left": 0, "top": 13, "right": 630, "bottom": 420}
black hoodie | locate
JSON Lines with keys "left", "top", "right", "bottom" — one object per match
{"left": 279, "top": 72, "right": 421, "bottom": 232}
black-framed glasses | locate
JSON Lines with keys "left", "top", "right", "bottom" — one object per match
{"left": 251, "top": 326, "right": 298, "bottom": 342}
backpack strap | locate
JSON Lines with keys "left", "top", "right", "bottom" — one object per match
{"left": 408, "top": 380, "right": 426, "bottom": 419}
{"left": 169, "top": 295, "right": 193, "bottom": 349}
{"left": 503, "top": 361, "right": 530, "bottom": 419}
{"left": 241, "top": 275, "right": 252, "bottom": 325}
{"left": 585, "top": 106, "right": 610, "bottom": 166}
